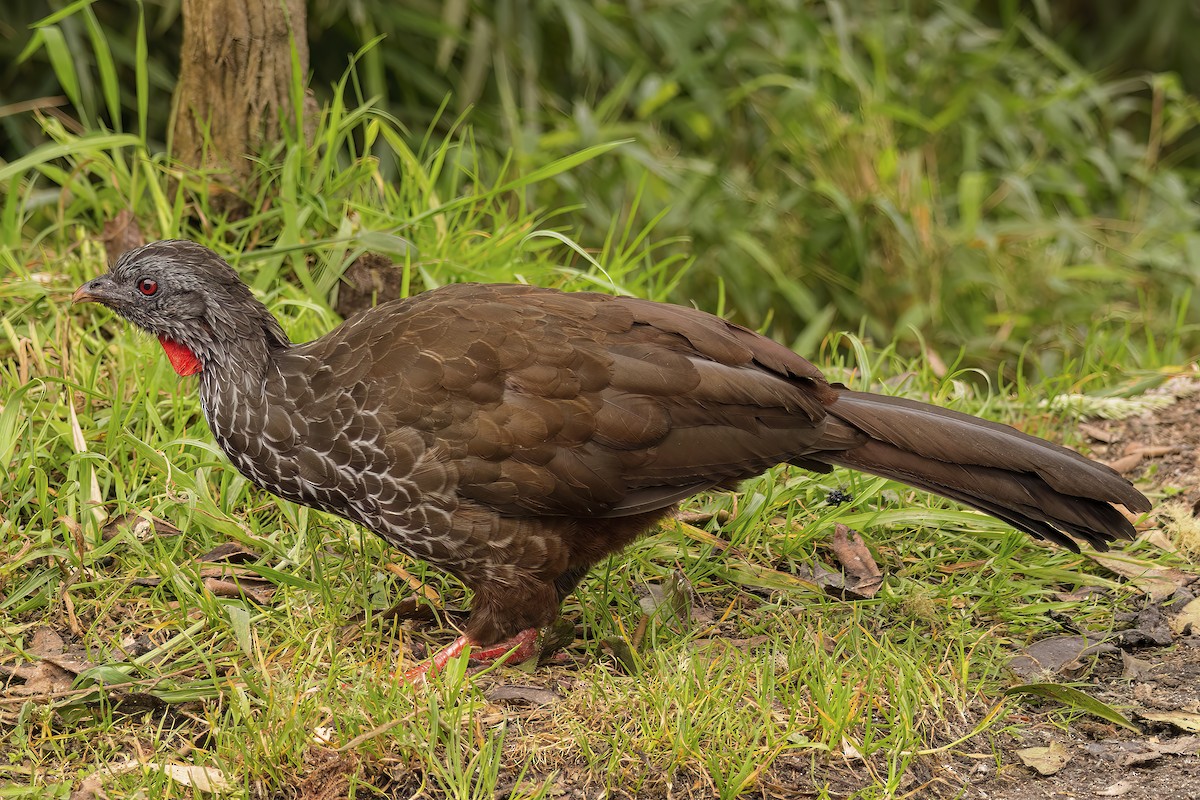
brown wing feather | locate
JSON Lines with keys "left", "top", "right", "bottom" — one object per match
{"left": 302, "top": 283, "right": 837, "bottom": 519}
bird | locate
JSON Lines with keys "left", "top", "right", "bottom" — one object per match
{"left": 74, "top": 239, "right": 1151, "bottom": 679}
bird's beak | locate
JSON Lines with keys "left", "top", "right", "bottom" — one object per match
{"left": 72, "top": 276, "right": 120, "bottom": 306}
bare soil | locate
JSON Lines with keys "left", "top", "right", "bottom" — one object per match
{"left": 960, "top": 378, "right": 1200, "bottom": 800}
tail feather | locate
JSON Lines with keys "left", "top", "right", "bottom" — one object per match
{"left": 814, "top": 390, "right": 1150, "bottom": 551}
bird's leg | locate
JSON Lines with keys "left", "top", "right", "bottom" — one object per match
{"left": 402, "top": 628, "right": 542, "bottom": 684}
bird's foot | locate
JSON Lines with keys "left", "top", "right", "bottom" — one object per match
{"left": 402, "top": 627, "right": 541, "bottom": 684}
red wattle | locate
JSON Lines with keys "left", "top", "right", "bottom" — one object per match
{"left": 158, "top": 336, "right": 202, "bottom": 376}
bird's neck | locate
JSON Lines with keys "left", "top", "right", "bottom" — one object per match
{"left": 166, "top": 299, "right": 291, "bottom": 376}
{"left": 194, "top": 323, "right": 295, "bottom": 451}
{"left": 179, "top": 302, "right": 293, "bottom": 415}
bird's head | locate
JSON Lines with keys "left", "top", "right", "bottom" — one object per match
{"left": 74, "top": 239, "right": 289, "bottom": 375}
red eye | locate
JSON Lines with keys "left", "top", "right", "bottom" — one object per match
{"left": 138, "top": 278, "right": 158, "bottom": 296}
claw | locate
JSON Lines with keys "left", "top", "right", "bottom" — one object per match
{"left": 402, "top": 628, "right": 542, "bottom": 684}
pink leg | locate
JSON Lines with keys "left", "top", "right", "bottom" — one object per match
{"left": 402, "top": 628, "right": 541, "bottom": 683}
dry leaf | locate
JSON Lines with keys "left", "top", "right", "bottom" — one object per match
{"left": 1107, "top": 736, "right": 1200, "bottom": 767}
{"left": 1138, "top": 527, "right": 1177, "bottom": 552}
{"left": 1139, "top": 711, "right": 1200, "bottom": 733}
{"left": 1169, "top": 597, "right": 1200, "bottom": 636}
{"left": 1120, "top": 650, "right": 1155, "bottom": 681}
{"left": 67, "top": 398, "right": 105, "bottom": 526}
{"left": 1097, "top": 779, "right": 1137, "bottom": 796}
{"left": 148, "top": 764, "right": 232, "bottom": 793}
{"left": 1009, "top": 635, "right": 1116, "bottom": 680}
{"left": 1124, "top": 444, "right": 1180, "bottom": 458}
{"left": 638, "top": 570, "right": 693, "bottom": 625}
{"left": 676, "top": 509, "right": 730, "bottom": 526}
{"left": 840, "top": 737, "right": 864, "bottom": 761}
{"left": 31, "top": 627, "right": 65, "bottom": 656}
{"left": 101, "top": 511, "right": 182, "bottom": 542}
{"left": 828, "top": 524, "right": 883, "bottom": 599}
{"left": 1087, "top": 552, "right": 1196, "bottom": 602}
{"left": 1015, "top": 741, "right": 1072, "bottom": 775}
{"left": 68, "top": 774, "right": 104, "bottom": 800}
{"left": 197, "top": 542, "right": 260, "bottom": 563}
{"left": 1079, "top": 422, "right": 1116, "bottom": 443}
{"left": 70, "top": 759, "right": 140, "bottom": 800}
{"left": 18, "top": 660, "right": 75, "bottom": 695}
{"left": 202, "top": 577, "right": 274, "bottom": 605}
{"left": 487, "top": 685, "right": 561, "bottom": 706}
{"left": 1053, "top": 585, "right": 1109, "bottom": 602}
{"left": 1104, "top": 452, "right": 1144, "bottom": 474}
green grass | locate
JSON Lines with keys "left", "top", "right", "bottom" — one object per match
{"left": 7, "top": 1, "right": 1200, "bottom": 372}
{"left": 1, "top": 4, "right": 1195, "bottom": 797}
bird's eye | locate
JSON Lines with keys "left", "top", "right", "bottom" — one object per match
{"left": 137, "top": 278, "right": 158, "bottom": 296}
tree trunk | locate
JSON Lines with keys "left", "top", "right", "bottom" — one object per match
{"left": 170, "top": 0, "right": 312, "bottom": 188}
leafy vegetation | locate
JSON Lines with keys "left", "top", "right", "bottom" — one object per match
{"left": 5, "top": 1, "right": 1200, "bottom": 371}
{"left": 0, "top": 1, "right": 1194, "bottom": 797}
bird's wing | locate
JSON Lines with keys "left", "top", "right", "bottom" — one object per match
{"left": 307, "top": 283, "right": 843, "bottom": 519}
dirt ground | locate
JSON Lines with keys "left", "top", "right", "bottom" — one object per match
{"left": 958, "top": 376, "right": 1200, "bottom": 800}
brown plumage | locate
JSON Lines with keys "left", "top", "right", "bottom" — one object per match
{"left": 75, "top": 240, "right": 1151, "bottom": 672}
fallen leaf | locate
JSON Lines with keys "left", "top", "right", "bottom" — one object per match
{"left": 841, "top": 737, "right": 864, "bottom": 761}
{"left": 1104, "top": 453, "right": 1144, "bottom": 474}
{"left": 937, "top": 559, "right": 988, "bottom": 574}
{"left": 18, "top": 660, "right": 75, "bottom": 696}
{"left": 1088, "top": 552, "right": 1196, "bottom": 602}
{"left": 31, "top": 626, "right": 65, "bottom": 657}
{"left": 676, "top": 509, "right": 730, "bottom": 526}
{"left": 8, "top": 627, "right": 97, "bottom": 696}
{"left": 0, "top": 662, "right": 39, "bottom": 682}
{"left": 101, "top": 511, "right": 182, "bottom": 542}
{"left": 1124, "top": 444, "right": 1180, "bottom": 458}
{"left": 1120, "top": 650, "right": 1156, "bottom": 681}
{"left": 69, "top": 759, "right": 140, "bottom": 800}
{"left": 487, "top": 685, "right": 561, "bottom": 706}
{"left": 1079, "top": 422, "right": 1116, "bottom": 443}
{"left": 202, "top": 577, "right": 274, "bottom": 605}
{"left": 1008, "top": 635, "right": 1116, "bottom": 680}
{"left": 1151, "top": 736, "right": 1200, "bottom": 755}
{"left": 148, "top": 764, "right": 231, "bottom": 793}
{"left": 828, "top": 524, "right": 883, "bottom": 599}
{"left": 1099, "top": 736, "right": 1200, "bottom": 767}
{"left": 66, "top": 399, "right": 105, "bottom": 526}
{"left": 68, "top": 774, "right": 104, "bottom": 800}
{"left": 1053, "top": 585, "right": 1109, "bottom": 602}
{"left": 1138, "top": 528, "right": 1177, "bottom": 552}
{"left": 1169, "top": 597, "right": 1200, "bottom": 636}
{"left": 1097, "top": 779, "right": 1136, "bottom": 796}
{"left": 536, "top": 617, "right": 576, "bottom": 663}
{"left": 601, "top": 637, "right": 638, "bottom": 674}
{"left": 1015, "top": 741, "right": 1072, "bottom": 775}
{"left": 1139, "top": 711, "right": 1200, "bottom": 733}
{"left": 197, "top": 542, "right": 260, "bottom": 564}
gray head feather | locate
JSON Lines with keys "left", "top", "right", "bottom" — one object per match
{"left": 89, "top": 239, "right": 290, "bottom": 369}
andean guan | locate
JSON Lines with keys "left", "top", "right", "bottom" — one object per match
{"left": 75, "top": 240, "right": 1151, "bottom": 679}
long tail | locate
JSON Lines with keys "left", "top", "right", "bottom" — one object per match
{"left": 811, "top": 390, "right": 1151, "bottom": 551}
